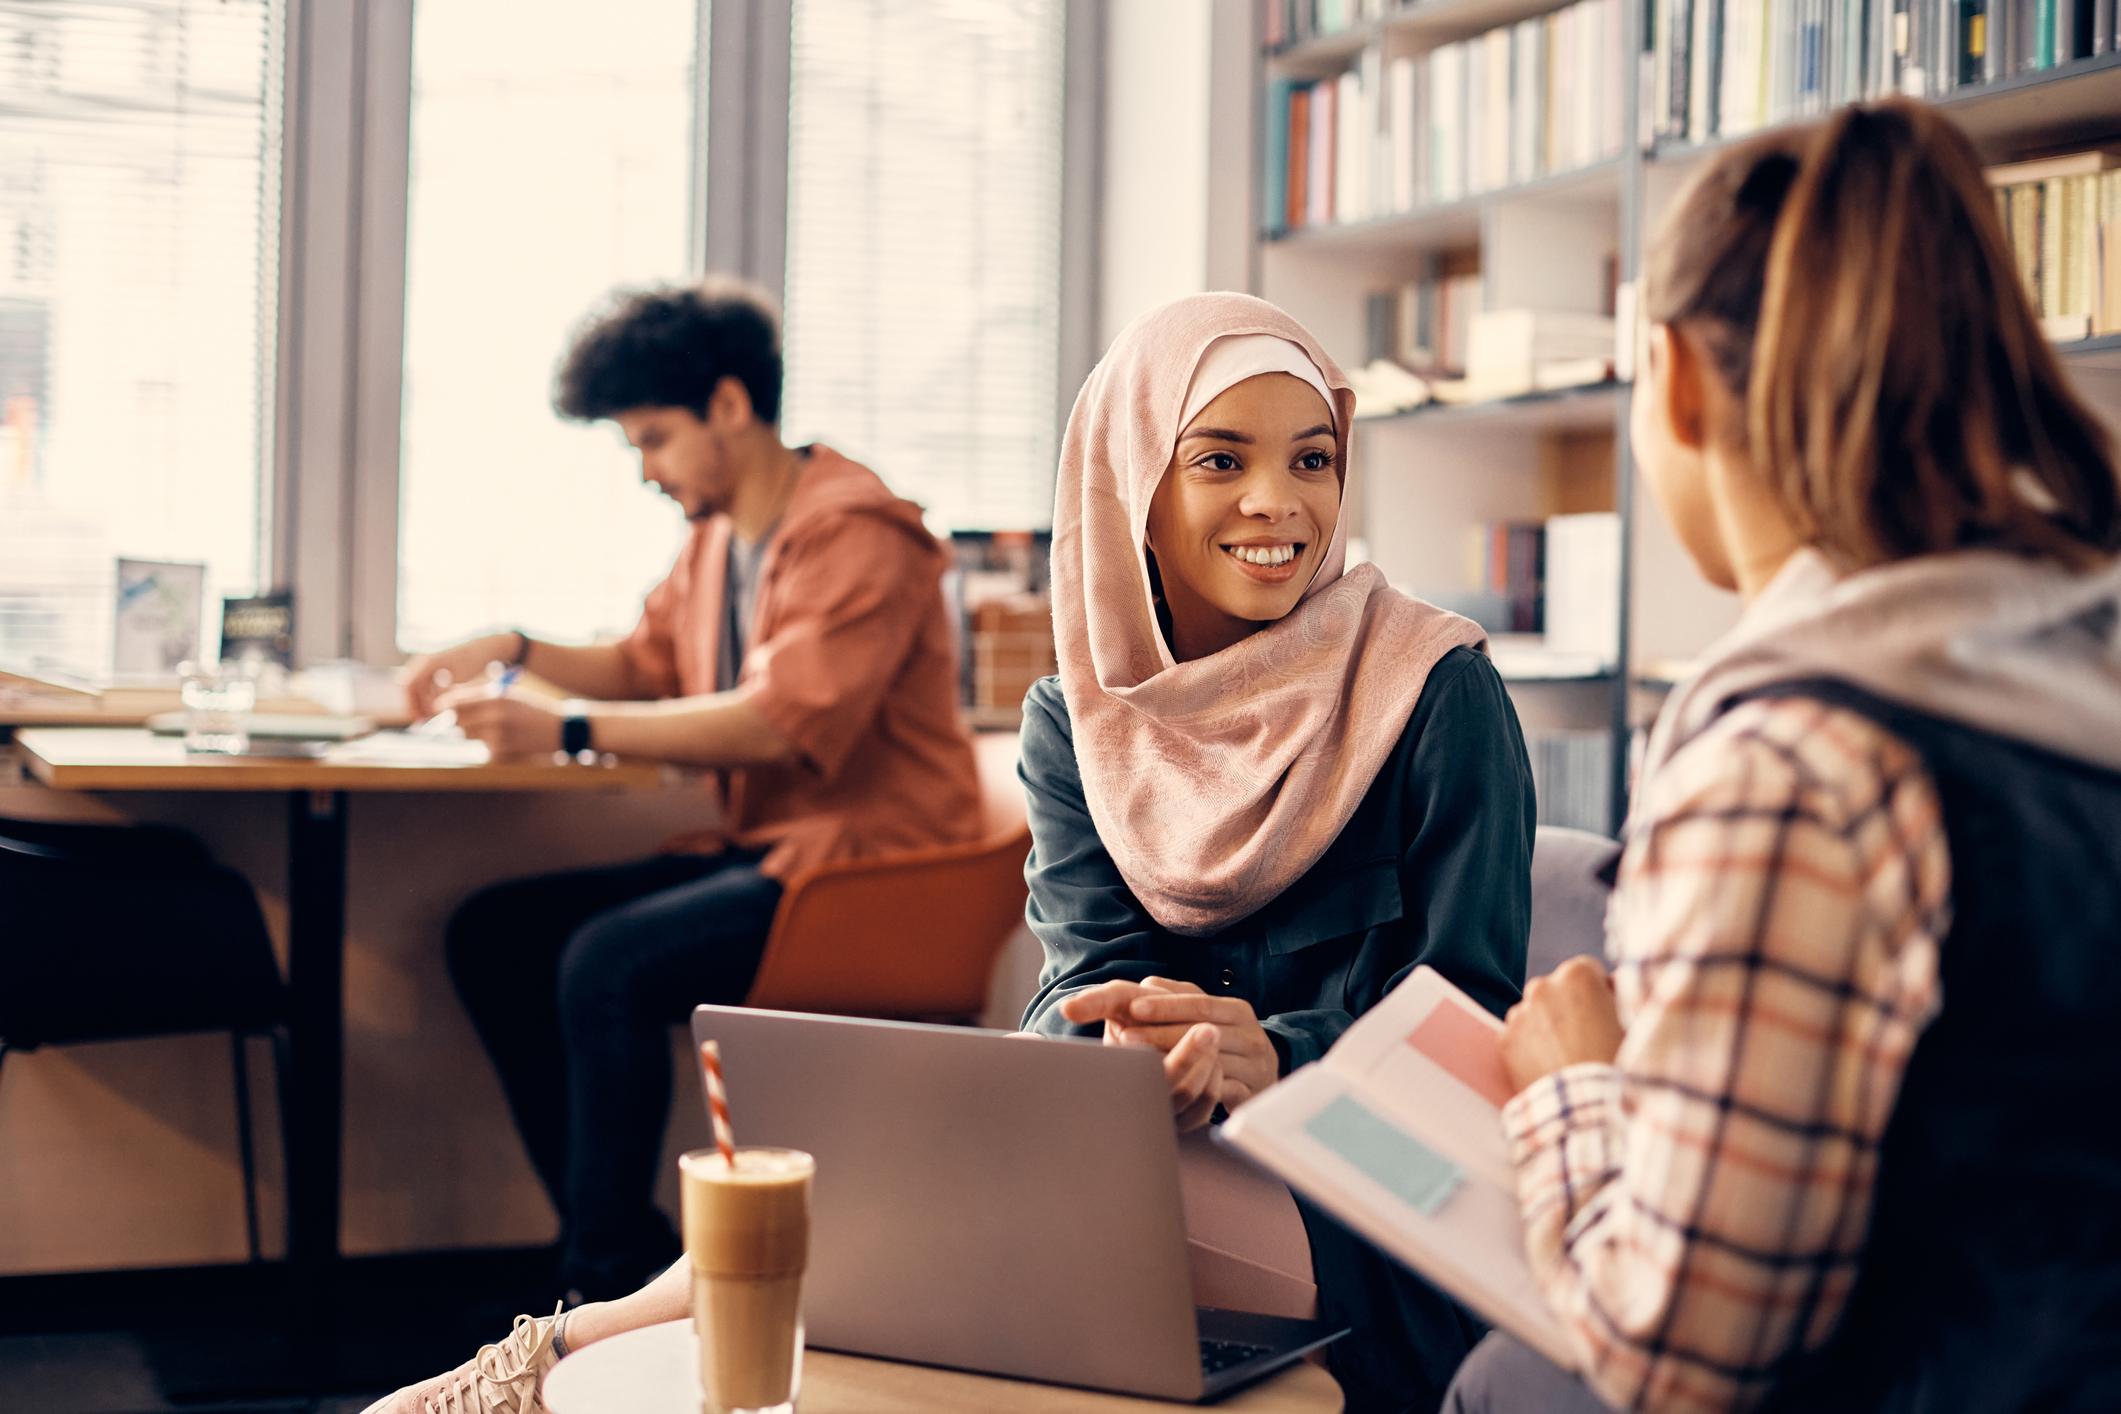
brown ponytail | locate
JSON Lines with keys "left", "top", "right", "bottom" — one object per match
{"left": 1646, "top": 98, "right": 2121, "bottom": 572}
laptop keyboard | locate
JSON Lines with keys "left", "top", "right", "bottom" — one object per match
{"left": 1198, "top": 1338, "right": 1274, "bottom": 1376}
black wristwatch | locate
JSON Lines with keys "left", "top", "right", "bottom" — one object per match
{"left": 560, "top": 704, "right": 593, "bottom": 758}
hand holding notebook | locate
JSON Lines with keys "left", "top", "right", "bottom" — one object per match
{"left": 1217, "top": 966, "right": 1579, "bottom": 1371}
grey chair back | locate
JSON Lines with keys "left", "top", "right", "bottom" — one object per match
{"left": 1527, "top": 825, "right": 1621, "bottom": 983}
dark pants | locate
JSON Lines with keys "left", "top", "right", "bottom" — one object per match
{"left": 1441, "top": 1332, "right": 1609, "bottom": 1413}
{"left": 445, "top": 850, "right": 783, "bottom": 1299}
{"left": 1296, "top": 1195, "right": 1493, "bottom": 1413}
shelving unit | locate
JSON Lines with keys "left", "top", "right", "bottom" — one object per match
{"left": 1240, "top": 1, "right": 2121, "bottom": 834}
{"left": 2060, "top": 331, "right": 2121, "bottom": 370}
{"left": 1354, "top": 378, "right": 1627, "bottom": 433}
{"left": 1640, "top": 52, "right": 2121, "bottom": 162}
{"left": 1265, "top": 157, "right": 1626, "bottom": 256}
{"left": 1271, "top": 0, "right": 1632, "bottom": 70}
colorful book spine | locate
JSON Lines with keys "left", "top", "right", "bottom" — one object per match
{"left": 1963, "top": 1, "right": 1990, "bottom": 85}
{"left": 1288, "top": 87, "right": 1310, "bottom": 231}
{"left": 1310, "top": 77, "right": 1335, "bottom": 227}
{"left": 1265, "top": 78, "right": 1295, "bottom": 235}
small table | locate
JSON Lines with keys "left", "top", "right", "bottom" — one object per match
{"left": 10, "top": 727, "right": 667, "bottom": 1287}
{"left": 543, "top": 1320, "right": 1343, "bottom": 1413}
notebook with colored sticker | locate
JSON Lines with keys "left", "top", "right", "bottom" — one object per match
{"left": 1217, "top": 966, "right": 1578, "bottom": 1370}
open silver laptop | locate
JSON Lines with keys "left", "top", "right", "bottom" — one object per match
{"left": 689, "top": 1005, "right": 1344, "bottom": 1402}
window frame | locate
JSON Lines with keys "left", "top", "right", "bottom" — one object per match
{"left": 271, "top": 0, "right": 420, "bottom": 666}
{"left": 275, "top": 0, "right": 1102, "bottom": 667}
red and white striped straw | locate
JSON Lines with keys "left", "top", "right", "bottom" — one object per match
{"left": 699, "top": 1041, "right": 736, "bottom": 1167}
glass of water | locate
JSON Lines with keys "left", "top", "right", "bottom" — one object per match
{"left": 179, "top": 661, "right": 258, "bottom": 755}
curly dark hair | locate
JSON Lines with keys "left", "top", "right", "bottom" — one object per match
{"left": 552, "top": 279, "right": 784, "bottom": 425}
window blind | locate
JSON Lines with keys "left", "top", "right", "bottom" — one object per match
{"left": 780, "top": 0, "right": 1068, "bottom": 535}
{"left": 0, "top": 0, "right": 281, "bottom": 675}
{"left": 394, "top": 0, "right": 699, "bottom": 653}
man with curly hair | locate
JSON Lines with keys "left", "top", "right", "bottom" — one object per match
{"left": 405, "top": 279, "right": 978, "bottom": 1305}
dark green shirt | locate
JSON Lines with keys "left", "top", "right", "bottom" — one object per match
{"left": 1018, "top": 646, "right": 1534, "bottom": 1068}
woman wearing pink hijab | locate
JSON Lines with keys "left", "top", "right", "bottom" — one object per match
{"left": 1020, "top": 292, "right": 1536, "bottom": 1410}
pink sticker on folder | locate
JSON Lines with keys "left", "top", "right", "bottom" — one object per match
{"left": 1406, "top": 1002, "right": 1516, "bottom": 1108}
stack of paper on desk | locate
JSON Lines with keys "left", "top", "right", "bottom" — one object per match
{"left": 321, "top": 731, "right": 491, "bottom": 768}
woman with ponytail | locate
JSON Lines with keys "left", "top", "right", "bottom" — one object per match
{"left": 1446, "top": 98, "right": 2121, "bottom": 1413}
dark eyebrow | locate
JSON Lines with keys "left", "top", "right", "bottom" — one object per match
{"left": 1291, "top": 424, "right": 1333, "bottom": 441}
{"left": 1180, "top": 427, "right": 1253, "bottom": 445}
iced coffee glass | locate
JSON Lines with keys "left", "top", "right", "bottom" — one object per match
{"left": 679, "top": 1147, "right": 813, "bottom": 1414}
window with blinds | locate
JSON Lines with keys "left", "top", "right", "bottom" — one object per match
{"left": 0, "top": 0, "right": 282, "bottom": 677}
{"left": 780, "top": 0, "right": 1067, "bottom": 535}
{"left": 394, "top": 1, "right": 700, "bottom": 653}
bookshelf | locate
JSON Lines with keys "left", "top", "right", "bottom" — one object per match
{"left": 1269, "top": 157, "right": 1626, "bottom": 253}
{"left": 1244, "top": 0, "right": 2121, "bottom": 834}
{"left": 1271, "top": 0, "right": 1634, "bottom": 69}
{"left": 2061, "top": 331, "right": 2121, "bottom": 368}
{"left": 1356, "top": 378, "right": 1627, "bottom": 432}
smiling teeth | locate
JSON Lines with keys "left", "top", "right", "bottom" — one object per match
{"left": 1227, "top": 544, "right": 1297, "bottom": 566}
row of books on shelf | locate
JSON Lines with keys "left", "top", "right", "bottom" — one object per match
{"left": 1365, "top": 255, "right": 1486, "bottom": 377}
{"left": 1486, "top": 514, "right": 1620, "bottom": 660}
{"left": 1525, "top": 728, "right": 1615, "bottom": 833}
{"left": 1991, "top": 147, "right": 2121, "bottom": 338}
{"left": 1346, "top": 252, "right": 1622, "bottom": 412}
{"left": 1369, "top": 267, "right": 1618, "bottom": 372}
{"left": 1262, "top": 0, "right": 1398, "bottom": 52}
{"left": 1263, "top": 0, "right": 1626, "bottom": 233}
{"left": 1436, "top": 513, "right": 1621, "bottom": 667}
{"left": 1490, "top": 511, "right": 1623, "bottom": 834}
{"left": 1653, "top": 0, "right": 2120, "bottom": 147}
{"left": 1318, "top": 140, "right": 2107, "bottom": 421}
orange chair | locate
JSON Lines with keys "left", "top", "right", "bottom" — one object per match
{"left": 741, "top": 730, "right": 1032, "bottom": 1022}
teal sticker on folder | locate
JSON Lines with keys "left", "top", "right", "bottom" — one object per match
{"left": 1304, "top": 1095, "right": 1464, "bottom": 1215}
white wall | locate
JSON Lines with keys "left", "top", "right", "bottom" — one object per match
{"left": 1097, "top": 0, "right": 1214, "bottom": 348}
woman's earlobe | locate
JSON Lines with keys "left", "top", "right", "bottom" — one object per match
{"left": 1662, "top": 326, "right": 1711, "bottom": 452}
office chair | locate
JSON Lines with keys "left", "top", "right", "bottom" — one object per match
{"left": 741, "top": 731, "right": 1032, "bottom": 1022}
{"left": 0, "top": 821, "right": 290, "bottom": 1260}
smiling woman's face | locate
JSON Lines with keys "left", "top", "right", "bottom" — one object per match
{"left": 1144, "top": 372, "right": 1341, "bottom": 662}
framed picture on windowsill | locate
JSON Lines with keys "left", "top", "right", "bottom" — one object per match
{"left": 112, "top": 558, "right": 207, "bottom": 678}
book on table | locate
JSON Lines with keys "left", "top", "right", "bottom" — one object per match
{"left": 1217, "top": 965, "right": 1579, "bottom": 1371}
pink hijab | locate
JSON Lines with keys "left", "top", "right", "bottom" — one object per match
{"left": 1053, "top": 293, "right": 1486, "bottom": 936}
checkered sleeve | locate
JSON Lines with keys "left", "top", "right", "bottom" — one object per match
{"left": 1501, "top": 699, "right": 1950, "bottom": 1412}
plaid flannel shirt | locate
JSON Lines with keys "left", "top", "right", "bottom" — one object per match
{"left": 1502, "top": 696, "right": 1952, "bottom": 1412}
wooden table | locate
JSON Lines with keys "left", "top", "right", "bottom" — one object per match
{"left": 1, "top": 704, "right": 162, "bottom": 728}
{"left": 0, "top": 700, "right": 414, "bottom": 731}
{"left": 11, "top": 727, "right": 666, "bottom": 1290}
{"left": 543, "top": 1320, "right": 1343, "bottom": 1414}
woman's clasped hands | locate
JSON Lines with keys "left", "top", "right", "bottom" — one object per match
{"left": 1058, "top": 976, "right": 1280, "bottom": 1132}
